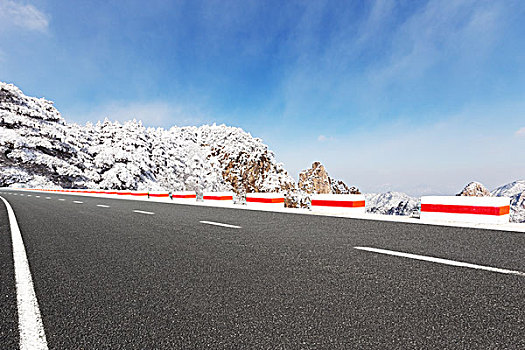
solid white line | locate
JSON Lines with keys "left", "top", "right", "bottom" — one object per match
{"left": 96, "top": 204, "right": 110, "bottom": 208}
{"left": 133, "top": 210, "right": 154, "bottom": 215}
{"left": 354, "top": 247, "right": 525, "bottom": 277}
{"left": 73, "top": 201, "right": 83, "bottom": 204}
{"left": 200, "top": 220, "right": 241, "bottom": 229}
{"left": 0, "top": 196, "right": 48, "bottom": 349}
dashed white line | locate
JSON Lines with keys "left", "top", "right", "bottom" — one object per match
{"left": 73, "top": 201, "right": 83, "bottom": 204}
{"left": 0, "top": 196, "right": 48, "bottom": 349}
{"left": 35, "top": 196, "right": 40, "bottom": 198}
{"left": 45, "top": 197, "right": 51, "bottom": 200}
{"left": 133, "top": 210, "right": 155, "bottom": 215}
{"left": 27, "top": 195, "right": 32, "bottom": 197}
{"left": 58, "top": 199, "right": 65, "bottom": 201}
{"left": 96, "top": 204, "right": 110, "bottom": 208}
{"left": 200, "top": 220, "right": 241, "bottom": 229}
{"left": 354, "top": 247, "right": 525, "bottom": 277}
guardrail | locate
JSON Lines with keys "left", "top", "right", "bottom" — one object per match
{"left": 18, "top": 188, "right": 516, "bottom": 226}
{"left": 310, "top": 194, "right": 366, "bottom": 214}
{"left": 420, "top": 196, "right": 511, "bottom": 224}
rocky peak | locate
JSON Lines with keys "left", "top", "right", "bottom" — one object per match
{"left": 298, "top": 161, "right": 331, "bottom": 194}
{"left": 298, "top": 161, "right": 359, "bottom": 195}
{"left": 456, "top": 181, "right": 491, "bottom": 197}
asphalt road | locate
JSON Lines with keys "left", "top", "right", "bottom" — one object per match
{"left": 1, "top": 189, "right": 524, "bottom": 349}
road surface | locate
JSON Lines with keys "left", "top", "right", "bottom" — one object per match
{"left": 1, "top": 189, "right": 524, "bottom": 349}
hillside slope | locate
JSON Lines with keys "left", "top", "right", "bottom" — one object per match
{"left": 0, "top": 82, "right": 295, "bottom": 192}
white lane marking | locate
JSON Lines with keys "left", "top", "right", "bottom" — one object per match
{"left": 58, "top": 199, "right": 65, "bottom": 201}
{"left": 35, "top": 196, "right": 40, "bottom": 198}
{"left": 96, "top": 204, "right": 110, "bottom": 208}
{"left": 200, "top": 220, "right": 241, "bottom": 229}
{"left": 73, "top": 201, "right": 83, "bottom": 204}
{"left": 45, "top": 197, "right": 51, "bottom": 200}
{"left": 0, "top": 196, "right": 48, "bottom": 349}
{"left": 27, "top": 195, "right": 32, "bottom": 197}
{"left": 354, "top": 247, "right": 525, "bottom": 277}
{"left": 133, "top": 210, "right": 154, "bottom": 215}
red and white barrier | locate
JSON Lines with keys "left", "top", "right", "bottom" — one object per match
{"left": 148, "top": 191, "right": 170, "bottom": 198}
{"left": 310, "top": 194, "right": 366, "bottom": 214}
{"left": 171, "top": 191, "right": 196, "bottom": 199}
{"left": 420, "top": 196, "right": 511, "bottom": 224}
{"left": 246, "top": 192, "right": 285, "bottom": 208}
{"left": 203, "top": 191, "right": 234, "bottom": 203}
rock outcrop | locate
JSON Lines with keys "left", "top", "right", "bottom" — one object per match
{"left": 298, "top": 162, "right": 331, "bottom": 194}
{"left": 456, "top": 181, "right": 491, "bottom": 197}
{"left": 298, "top": 161, "right": 359, "bottom": 195}
{"left": 491, "top": 180, "right": 525, "bottom": 223}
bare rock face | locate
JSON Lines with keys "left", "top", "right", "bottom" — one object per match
{"left": 298, "top": 162, "right": 332, "bottom": 194}
{"left": 457, "top": 182, "right": 491, "bottom": 197}
{"left": 298, "top": 161, "right": 359, "bottom": 195}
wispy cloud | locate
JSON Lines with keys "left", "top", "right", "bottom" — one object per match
{"left": 368, "top": 0, "right": 504, "bottom": 86}
{"left": 69, "top": 101, "right": 210, "bottom": 128}
{"left": 277, "top": 0, "right": 509, "bottom": 124}
{"left": 516, "top": 127, "right": 525, "bottom": 137}
{"left": 0, "top": 0, "right": 49, "bottom": 33}
{"left": 317, "top": 135, "right": 335, "bottom": 142}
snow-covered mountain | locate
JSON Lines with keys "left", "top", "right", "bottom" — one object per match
{"left": 365, "top": 192, "right": 418, "bottom": 216}
{"left": 0, "top": 82, "right": 295, "bottom": 192}
{"left": 491, "top": 180, "right": 525, "bottom": 223}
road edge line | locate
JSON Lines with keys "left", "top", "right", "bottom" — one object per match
{"left": 0, "top": 196, "right": 48, "bottom": 350}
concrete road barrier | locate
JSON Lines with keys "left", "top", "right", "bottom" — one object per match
{"left": 420, "top": 196, "right": 511, "bottom": 224}
{"left": 148, "top": 191, "right": 170, "bottom": 198}
{"left": 171, "top": 191, "right": 197, "bottom": 199}
{"left": 310, "top": 194, "right": 366, "bottom": 214}
{"left": 203, "top": 191, "right": 234, "bottom": 203}
{"left": 246, "top": 192, "right": 285, "bottom": 208}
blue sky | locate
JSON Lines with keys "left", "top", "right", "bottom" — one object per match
{"left": 1, "top": 0, "right": 524, "bottom": 195}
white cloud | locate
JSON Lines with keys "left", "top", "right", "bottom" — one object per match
{"left": 317, "top": 134, "right": 335, "bottom": 142}
{"left": 0, "top": 0, "right": 49, "bottom": 33}
{"left": 69, "top": 101, "right": 211, "bottom": 128}
{"left": 516, "top": 127, "right": 525, "bottom": 137}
